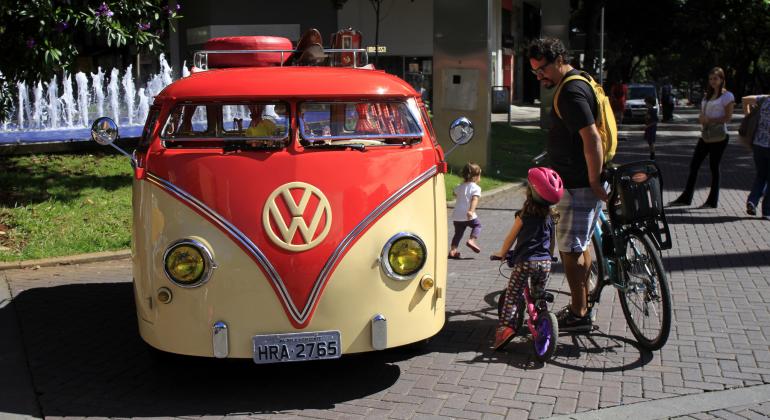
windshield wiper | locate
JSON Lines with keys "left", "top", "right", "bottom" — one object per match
{"left": 305, "top": 142, "right": 366, "bottom": 152}
{"left": 222, "top": 140, "right": 286, "bottom": 152}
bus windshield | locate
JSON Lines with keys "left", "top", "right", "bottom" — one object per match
{"left": 299, "top": 100, "right": 423, "bottom": 145}
{"left": 160, "top": 102, "right": 290, "bottom": 142}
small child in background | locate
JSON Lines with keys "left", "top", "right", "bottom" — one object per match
{"left": 449, "top": 162, "right": 482, "bottom": 259}
{"left": 491, "top": 167, "right": 562, "bottom": 350}
{"left": 644, "top": 96, "right": 659, "bottom": 160}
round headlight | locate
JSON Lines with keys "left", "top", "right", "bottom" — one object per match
{"left": 163, "top": 239, "right": 216, "bottom": 287}
{"left": 381, "top": 233, "right": 427, "bottom": 280}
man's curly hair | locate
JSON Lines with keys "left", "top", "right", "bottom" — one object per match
{"left": 527, "top": 37, "right": 571, "bottom": 63}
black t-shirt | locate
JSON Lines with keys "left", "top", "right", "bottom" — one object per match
{"left": 548, "top": 69, "right": 597, "bottom": 189}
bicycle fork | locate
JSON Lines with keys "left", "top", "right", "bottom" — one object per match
{"left": 524, "top": 286, "right": 554, "bottom": 339}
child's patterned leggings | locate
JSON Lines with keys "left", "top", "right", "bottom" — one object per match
{"left": 499, "top": 260, "right": 552, "bottom": 332}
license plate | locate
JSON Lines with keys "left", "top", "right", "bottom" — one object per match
{"left": 252, "top": 331, "right": 341, "bottom": 364}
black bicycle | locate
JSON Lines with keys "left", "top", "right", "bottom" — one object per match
{"left": 586, "top": 161, "right": 672, "bottom": 351}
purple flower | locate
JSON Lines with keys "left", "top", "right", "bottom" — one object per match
{"left": 96, "top": 2, "right": 114, "bottom": 17}
{"left": 55, "top": 21, "right": 69, "bottom": 32}
{"left": 163, "top": 3, "right": 181, "bottom": 16}
{"left": 138, "top": 22, "right": 151, "bottom": 31}
{"left": 26, "top": 38, "right": 35, "bottom": 48}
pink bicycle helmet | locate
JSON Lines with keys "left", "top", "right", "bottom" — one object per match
{"left": 527, "top": 167, "right": 564, "bottom": 205}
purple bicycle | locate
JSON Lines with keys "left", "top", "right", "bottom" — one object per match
{"left": 491, "top": 254, "right": 558, "bottom": 362}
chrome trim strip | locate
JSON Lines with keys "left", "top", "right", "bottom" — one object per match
{"left": 145, "top": 166, "right": 437, "bottom": 324}
{"left": 145, "top": 172, "right": 302, "bottom": 321}
{"left": 212, "top": 321, "right": 229, "bottom": 358}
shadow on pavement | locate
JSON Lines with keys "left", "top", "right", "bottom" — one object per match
{"left": 665, "top": 249, "right": 770, "bottom": 271}
{"left": 5, "top": 282, "right": 400, "bottom": 417}
{"left": 428, "top": 290, "right": 653, "bottom": 373}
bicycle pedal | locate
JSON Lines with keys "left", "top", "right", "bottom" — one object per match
{"left": 542, "top": 292, "right": 554, "bottom": 303}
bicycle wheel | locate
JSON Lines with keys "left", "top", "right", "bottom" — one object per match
{"left": 618, "top": 232, "right": 671, "bottom": 351}
{"left": 497, "top": 289, "right": 525, "bottom": 335}
{"left": 532, "top": 310, "right": 558, "bottom": 362}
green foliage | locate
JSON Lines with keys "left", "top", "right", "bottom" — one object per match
{"left": 0, "top": 153, "right": 132, "bottom": 261}
{"left": 0, "top": 0, "right": 182, "bottom": 120}
{"left": 574, "top": 0, "right": 770, "bottom": 97}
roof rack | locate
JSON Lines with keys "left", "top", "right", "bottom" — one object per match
{"left": 193, "top": 49, "right": 370, "bottom": 70}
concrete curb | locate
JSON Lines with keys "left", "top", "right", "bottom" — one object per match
{"left": 0, "top": 249, "right": 131, "bottom": 271}
{"left": 546, "top": 383, "right": 770, "bottom": 420}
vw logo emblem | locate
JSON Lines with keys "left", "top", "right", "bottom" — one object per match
{"left": 263, "top": 182, "right": 332, "bottom": 251}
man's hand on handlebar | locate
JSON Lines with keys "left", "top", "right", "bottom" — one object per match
{"left": 590, "top": 180, "right": 609, "bottom": 202}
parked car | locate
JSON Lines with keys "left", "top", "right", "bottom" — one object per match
{"left": 624, "top": 83, "right": 659, "bottom": 122}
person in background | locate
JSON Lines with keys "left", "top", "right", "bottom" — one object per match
{"left": 644, "top": 95, "right": 659, "bottom": 160}
{"left": 661, "top": 81, "right": 675, "bottom": 122}
{"left": 741, "top": 94, "right": 770, "bottom": 220}
{"left": 611, "top": 79, "right": 628, "bottom": 125}
{"left": 449, "top": 162, "right": 482, "bottom": 259}
{"left": 668, "top": 67, "right": 734, "bottom": 209}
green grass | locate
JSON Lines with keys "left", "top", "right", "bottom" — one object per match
{"left": 445, "top": 122, "right": 547, "bottom": 200}
{"left": 0, "top": 153, "right": 132, "bottom": 262}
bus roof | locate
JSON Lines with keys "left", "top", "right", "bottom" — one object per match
{"left": 157, "top": 67, "right": 419, "bottom": 101}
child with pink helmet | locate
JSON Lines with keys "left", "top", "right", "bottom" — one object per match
{"left": 491, "top": 167, "right": 563, "bottom": 350}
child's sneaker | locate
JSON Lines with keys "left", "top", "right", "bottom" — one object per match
{"left": 556, "top": 306, "right": 592, "bottom": 332}
{"left": 493, "top": 326, "right": 515, "bottom": 351}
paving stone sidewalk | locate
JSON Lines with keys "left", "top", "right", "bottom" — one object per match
{"left": 1, "top": 122, "right": 769, "bottom": 419}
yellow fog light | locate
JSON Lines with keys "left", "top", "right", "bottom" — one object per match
{"left": 419, "top": 275, "right": 434, "bottom": 291}
{"left": 381, "top": 233, "right": 427, "bottom": 281}
{"left": 163, "top": 239, "right": 216, "bottom": 287}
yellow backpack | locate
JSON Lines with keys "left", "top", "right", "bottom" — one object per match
{"left": 553, "top": 72, "right": 618, "bottom": 163}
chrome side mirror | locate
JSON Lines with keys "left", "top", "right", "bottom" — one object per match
{"left": 449, "top": 117, "right": 474, "bottom": 145}
{"left": 445, "top": 117, "right": 474, "bottom": 157}
{"left": 91, "top": 117, "right": 119, "bottom": 145}
{"left": 90, "top": 117, "right": 133, "bottom": 162}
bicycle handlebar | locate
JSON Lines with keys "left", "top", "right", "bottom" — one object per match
{"left": 490, "top": 255, "right": 502, "bottom": 261}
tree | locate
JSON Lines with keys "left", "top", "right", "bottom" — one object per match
{"left": 577, "top": 0, "right": 770, "bottom": 99}
{"left": 0, "top": 0, "right": 181, "bottom": 121}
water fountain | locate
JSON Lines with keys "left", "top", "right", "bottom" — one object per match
{"left": 1, "top": 54, "right": 179, "bottom": 144}
{"left": 121, "top": 65, "right": 136, "bottom": 126}
{"left": 62, "top": 74, "right": 76, "bottom": 128}
{"left": 75, "top": 72, "right": 89, "bottom": 127}
{"left": 47, "top": 75, "right": 60, "bottom": 130}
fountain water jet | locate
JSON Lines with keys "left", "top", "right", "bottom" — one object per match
{"left": 75, "top": 72, "right": 90, "bottom": 127}
{"left": 91, "top": 67, "right": 105, "bottom": 118}
{"left": 122, "top": 65, "right": 136, "bottom": 126}
{"left": 47, "top": 76, "right": 60, "bottom": 129}
{"left": 62, "top": 74, "right": 76, "bottom": 128}
{"left": 107, "top": 69, "right": 120, "bottom": 124}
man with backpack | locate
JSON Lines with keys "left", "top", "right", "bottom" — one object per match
{"left": 527, "top": 37, "right": 613, "bottom": 332}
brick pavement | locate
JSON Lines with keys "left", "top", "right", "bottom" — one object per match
{"left": 1, "top": 118, "right": 770, "bottom": 419}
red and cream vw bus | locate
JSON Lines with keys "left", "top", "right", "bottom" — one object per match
{"left": 91, "top": 35, "right": 473, "bottom": 363}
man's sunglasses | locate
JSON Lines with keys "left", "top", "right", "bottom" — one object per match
{"left": 530, "top": 60, "right": 553, "bottom": 76}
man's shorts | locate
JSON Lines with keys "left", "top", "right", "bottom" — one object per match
{"left": 555, "top": 187, "right": 603, "bottom": 254}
